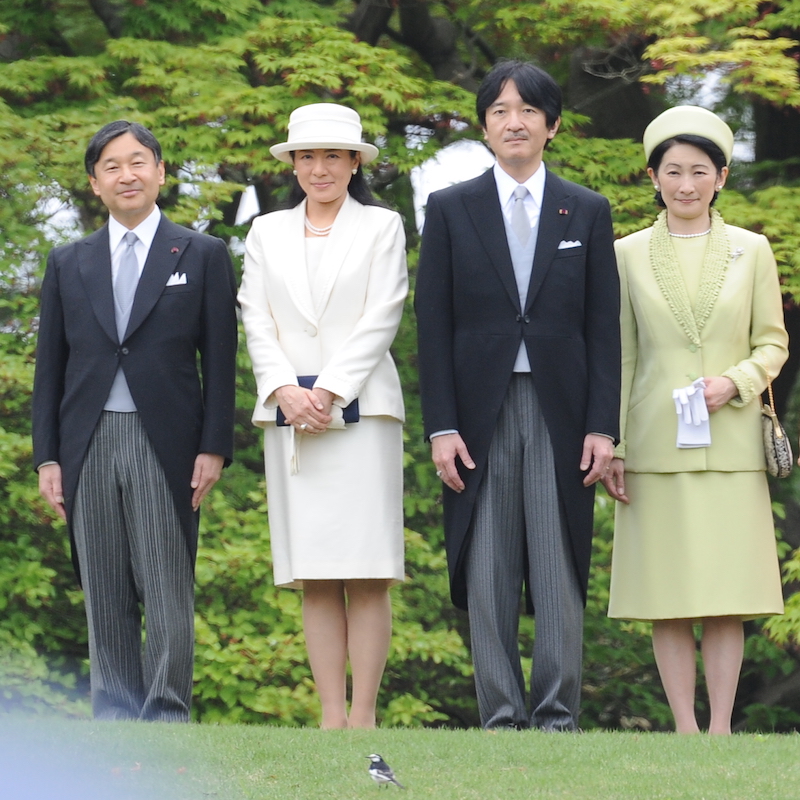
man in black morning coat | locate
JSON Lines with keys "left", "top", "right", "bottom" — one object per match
{"left": 32, "top": 121, "right": 237, "bottom": 721}
{"left": 415, "top": 61, "right": 620, "bottom": 731}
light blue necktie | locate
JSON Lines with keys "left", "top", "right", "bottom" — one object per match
{"left": 114, "top": 231, "right": 139, "bottom": 341}
{"left": 511, "top": 185, "right": 530, "bottom": 245}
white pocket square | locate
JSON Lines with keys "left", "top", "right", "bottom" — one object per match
{"left": 166, "top": 272, "right": 187, "bottom": 286}
{"left": 558, "top": 240, "right": 582, "bottom": 250}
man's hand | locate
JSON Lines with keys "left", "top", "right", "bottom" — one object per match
{"left": 39, "top": 463, "right": 67, "bottom": 521}
{"left": 191, "top": 453, "right": 224, "bottom": 511}
{"left": 600, "top": 457, "right": 629, "bottom": 503}
{"left": 580, "top": 433, "right": 615, "bottom": 487}
{"left": 431, "top": 433, "right": 476, "bottom": 493}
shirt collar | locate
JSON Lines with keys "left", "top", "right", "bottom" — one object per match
{"left": 108, "top": 206, "right": 162, "bottom": 253}
{"left": 493, "top": 161, "right": 546, "bottom": 209}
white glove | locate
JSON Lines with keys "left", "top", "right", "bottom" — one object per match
{"left": 672, "top": 379, "right": 711, "bottom": 448}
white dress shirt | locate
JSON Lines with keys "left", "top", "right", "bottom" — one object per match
{"left": 104, "top": 206, "right": 162, "bottom": 412}
{"left": 494, "top": 161, "right": 545, "bottom": 229}
{"left": 108, "top": 206, "right": 162, "bottom": 280}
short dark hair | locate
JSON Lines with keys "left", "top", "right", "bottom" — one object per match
{"left": 84, "top": 120, "right": 162, "bottom": 177}
{"left": 476, "top": 60, "right": 562, "bottom": 129}
{"left": 647, "top": 134, "right": 727, "bottom": 208}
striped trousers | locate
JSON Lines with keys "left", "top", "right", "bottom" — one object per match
{"left": 72, "top": 412, "right": 194, "bottom": 721}
{"left": 465, "top": 374, "right": 584, "bottom": 730}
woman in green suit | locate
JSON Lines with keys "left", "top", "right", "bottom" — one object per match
{"left": 603, "top": 106, "right": 788, "bottom": 734}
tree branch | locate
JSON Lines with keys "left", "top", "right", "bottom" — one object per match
{"left": 347, "top": 0, "right": 395, "bottom": 46}
{"left": 345, "top": 0, "right": 482, "bottom": 90}
{"left": 456, "top": 19, "right": 496, "bottom": 67}
{"left": 398, "top": 0, "right": 478, "bottom": 91}
{"left": 87, "top": 0, "right": 126, "bottom": 38}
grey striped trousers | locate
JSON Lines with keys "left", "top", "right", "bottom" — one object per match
{"left": 72, "top": 411, "right": 194, "bottom": 721}
{"left": 465, "top": 374, "right": 583, "bottom": 730}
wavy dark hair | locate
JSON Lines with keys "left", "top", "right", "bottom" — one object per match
{"left": 285, "top": 151, "right": 383, "bottom": 208}
{"left": 647, "top": 133, "right": 727, "bottom": 208}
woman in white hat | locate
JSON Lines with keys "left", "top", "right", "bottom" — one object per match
{"left": 602, "top": 106, "right": 788, "bottom": 734}
{"left": 238, "top": 103, "right": 407, "bottom": 728}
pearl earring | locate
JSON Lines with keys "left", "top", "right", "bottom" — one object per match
{"left": 654, "top": 185, "right": 660, "bottom": 191}
{"left": 292, "top": 169, "right": 297, "bottom": 176}
{"left": 716, "top": 185, "right": 722, "bottom": 191}
{"left": 352, "top": 168, "right": 358, "bottom": 175}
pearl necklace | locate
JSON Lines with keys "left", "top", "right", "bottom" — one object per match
{"left": 668, "top": 227, "right": 712, "bottom": 239}
{"left": 304, "top": 216, "right": 333, "bottom": 236}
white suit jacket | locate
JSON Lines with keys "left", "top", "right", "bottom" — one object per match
{"left": 239, "top": 193, "right": 408, "bottom": 427}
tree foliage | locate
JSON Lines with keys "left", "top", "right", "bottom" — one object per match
{"left": 2, "top": 0, "right": 800, "bottom": 730}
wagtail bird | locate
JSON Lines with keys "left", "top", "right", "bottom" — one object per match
{"left": 366, "top": 754, "right": 405, "bottom": 788}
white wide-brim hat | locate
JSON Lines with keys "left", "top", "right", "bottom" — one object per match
{"left": 269, "top": 103, "right": 379, "bottom": 165}
{"left": 643, "top": 105, "right": 734, "bottom": 164}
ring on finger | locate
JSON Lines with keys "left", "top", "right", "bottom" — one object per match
{"left": 300, "top": 422, "right": 308, "bottom": 431}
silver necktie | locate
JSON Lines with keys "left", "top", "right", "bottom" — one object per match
{"left": 511, "top": 184, "right": 530, "bottom": 245}
{"left": 114, "top": 230, "right": 139, "bottom": 341}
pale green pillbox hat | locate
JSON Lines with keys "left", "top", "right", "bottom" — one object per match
{"left": 643, "top": 105, "right": 734, "bottom": 164}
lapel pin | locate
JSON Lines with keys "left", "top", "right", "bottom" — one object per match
{"left": 558, "top": 208, "right": 569, "bottom": 215}
{"left": 171, "top": 247, "right": 180, "bottom": 254}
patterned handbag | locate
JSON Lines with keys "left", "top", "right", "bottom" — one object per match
{"left": 761, "top": 376, "right": 792, "bottom": 479}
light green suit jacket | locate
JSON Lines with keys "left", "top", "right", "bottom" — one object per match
{"left": 615, "top": 222, "right": 788, "bottom": 473}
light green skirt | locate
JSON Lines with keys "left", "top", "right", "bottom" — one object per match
{"left": 608, "top": 471, "right": 783, "bottom": 621}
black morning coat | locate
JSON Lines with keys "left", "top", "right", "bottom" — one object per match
{"left": 32, "top": 214, "right": 238, "bottom": 582}
{"left": 414, "top": 168, "right": 621, "bottom": 610}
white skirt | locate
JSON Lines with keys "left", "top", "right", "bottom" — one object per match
{"left": 263, "top": 416, "right": 405, "bottom": 588}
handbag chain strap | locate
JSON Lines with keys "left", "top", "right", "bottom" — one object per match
{"left": 766, "top": 377, "right": 776, "bottom": 413}
{"left": 756, "top": 350, "right": 785, "bottom": 437}
{"left": 764, "top": 375, "right": 784, "bottom": 439}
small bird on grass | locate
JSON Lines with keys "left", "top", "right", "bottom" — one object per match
{"left": 366, "top": 753, "right": 405, "bottom": 788}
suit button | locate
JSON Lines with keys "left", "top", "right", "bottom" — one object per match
{"left": 305, "top": 326, "right": 318, "bottom": 337}
{"left": 515, "top": 315, "right": 522, "bottom": 323}
{"left": 121, "top": 347, "right": 129, "bottom": 355}
{"left": 688, "top": 344, "right": 698, "bottom": 352}
{"left": 523, "top": 315, "right": 530, "bottom": 324}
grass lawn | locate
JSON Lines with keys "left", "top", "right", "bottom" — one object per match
{"left": 1, "top": 717, "right": 797, "bottom": 799}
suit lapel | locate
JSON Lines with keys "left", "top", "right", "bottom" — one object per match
{"left": 462, "top": 170, "right": 521, "bottom": 312}
{"left": 313, "top": 194, "right": 363, "bottom": 317}
{"left": 280, "top": 201, "right": 318, "bottom": 325}
{"left": 648, "top": 210, "right": 731, "bottom": 345}
{"left": 125, "top": 216, "right": 189, "bottom": 341}
{"left": 525, "top": 171, "right": 574, "bottom": 312}
{"left": 77, "top": 226, "right": 118, "bottom": 344}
